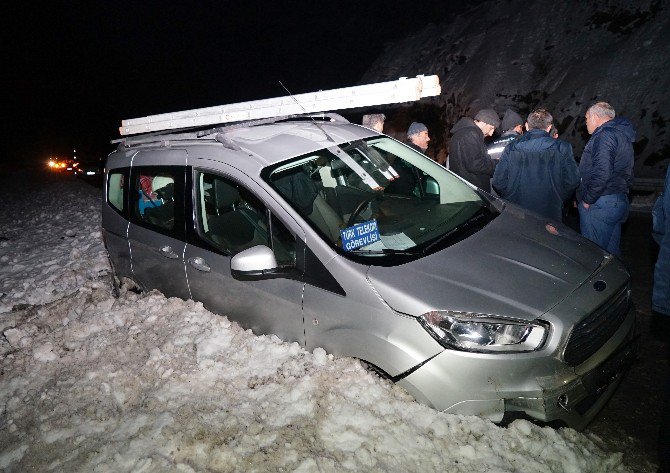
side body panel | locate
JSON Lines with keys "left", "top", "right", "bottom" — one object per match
{"left": 103, "top": 151, "right": 133, "bottom": 281}
{"left": 184, "top": 158, "right": 306, "bottom": 342}
{"left": 127, "top": 149, "right": 190, "bottom": 300}
{"left": 300, "top": 233, "right": 443, "bottom": 377}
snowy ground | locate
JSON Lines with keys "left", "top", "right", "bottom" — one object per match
{"left": 0, "top": 172, "right": 637, "bottom": 472}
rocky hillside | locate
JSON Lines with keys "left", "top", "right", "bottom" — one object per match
{"left": 362, "top": 0, "right": 669, "bottom": 177}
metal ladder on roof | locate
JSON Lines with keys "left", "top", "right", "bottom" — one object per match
{"left": 119, "top": 75, "right": 441, "bottom": 136}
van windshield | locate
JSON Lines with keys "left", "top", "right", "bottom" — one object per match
{"left": 264, "top": 137, "right": 497, "bottom": 260}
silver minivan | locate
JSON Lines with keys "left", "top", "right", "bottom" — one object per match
{"left": 103, "top": 114, "right": 636, "bottom": 430}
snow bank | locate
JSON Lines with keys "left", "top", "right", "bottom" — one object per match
{"left": 0, "top": 176, "right": 109, "bottom": 313}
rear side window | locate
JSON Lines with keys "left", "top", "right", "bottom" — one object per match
{"left": 107, "top": 171, "right": 126, "bottom": 213}
{"left": 130, "top": 167, "right": 183, "bottom": 234}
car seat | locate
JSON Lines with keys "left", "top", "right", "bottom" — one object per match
{"left": 206, "top": 181, "right": 267, "bottom": 254}
{"left": 275, "top": 172, "right": 343, "bottom": 242}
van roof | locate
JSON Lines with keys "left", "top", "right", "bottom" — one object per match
{"left": 115, "top": 115, "right": 379, "bottom": 166}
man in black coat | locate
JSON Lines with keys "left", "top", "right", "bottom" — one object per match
{"left": 448, "top": 109, "right": 500, "bottom": 192}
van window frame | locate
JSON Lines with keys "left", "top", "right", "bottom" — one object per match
{"left": 186, "top": 167, "right": 298, "bottom": 267}
{"left": 128, "top": 165, "right": 186, "bottom": 241}
{"left": 106, "top": 167, "right": 129, "bottom": 218}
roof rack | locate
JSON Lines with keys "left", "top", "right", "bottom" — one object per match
{"left": 119, "top": 75, "right": 441, "bottom": 136}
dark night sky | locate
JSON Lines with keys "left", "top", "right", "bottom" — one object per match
{"left": 4, "top": 1, "right": 469, "bottom": 167}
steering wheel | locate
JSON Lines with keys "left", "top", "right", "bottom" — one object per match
{"left": 347, "top": 193, "right": 382, "bottom": 227}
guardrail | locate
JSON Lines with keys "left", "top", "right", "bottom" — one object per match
{"left": 632, "top": 177, "right": 664, "bottom": 192}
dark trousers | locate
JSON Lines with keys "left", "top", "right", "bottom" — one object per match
{"left": 653, "top": 313, "right": 670, "bottom": 472}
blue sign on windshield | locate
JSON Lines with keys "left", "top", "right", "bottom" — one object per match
{"left": 341, "top": 219, "right": 381, "bottom": 251}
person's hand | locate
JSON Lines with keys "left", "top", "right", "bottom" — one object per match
{"left": 582, "top": 202, "right": 590, "bottom": 209}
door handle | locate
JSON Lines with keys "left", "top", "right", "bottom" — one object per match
{"left": 188, "top": 256, "right": 211, "bottom": 272}
{"left": 159, "top": 246, "right": 179, "bottom": 259}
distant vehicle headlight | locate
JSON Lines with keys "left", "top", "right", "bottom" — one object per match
{"left": 418, "top": 311, "right": 547, "bottom": 353}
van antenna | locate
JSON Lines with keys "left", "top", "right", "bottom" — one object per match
{"left": 277, "top": 80, "right": 386, "bottom": 190}
{"left": 278, "top": 80, "right": 335, "bottom": 142}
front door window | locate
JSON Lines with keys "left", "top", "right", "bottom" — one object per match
{"left": 195, "top": 171, "right": 295, "bottom": 265}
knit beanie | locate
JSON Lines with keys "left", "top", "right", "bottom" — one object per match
{"left": 474, "top": 109, "right": 501, "bottom": 128}
{"left": 407, "top": 122, "right": 428, "bottom": 138}
{"left": 500, "top": 109, "right": 524, "bottom": 132}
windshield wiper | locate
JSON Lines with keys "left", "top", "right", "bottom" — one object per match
{"left": 421, "top": 207, "right": 492, "bottom": 254}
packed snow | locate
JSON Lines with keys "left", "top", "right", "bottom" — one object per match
{"left": 0, "top": 174, "right": 632, "bottom": 472}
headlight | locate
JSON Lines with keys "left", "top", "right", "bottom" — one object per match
{"left": 419, "top": 311, "right": 547, "bottom": 353}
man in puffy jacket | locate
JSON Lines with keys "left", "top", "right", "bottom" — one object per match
{"left": 492, "top": 108, "right": 580, "bottom": 221}
{"left": 448, "top": 109, "right": 500, "bottom": 192}
{"left": 577, "top": 102, "right": 636, "bottom": 256}
{"left": 653, "top": 164, "right": 670, "bottom": 473}
{"left": 654, "top": 165, "right": 670, "bottom": 316}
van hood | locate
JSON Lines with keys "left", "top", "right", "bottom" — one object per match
{"left": 366, "top": 206, "right": 605, "bottom": 321}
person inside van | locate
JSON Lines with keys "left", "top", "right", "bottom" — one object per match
{"left": 138, "top": 174, "right": 161, "bottom": 215}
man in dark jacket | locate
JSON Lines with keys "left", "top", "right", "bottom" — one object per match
{"left": 406, "top": 121, "right": 430, "bottom": 152}
{"left": 652, "top": 164, "right": 670, "bottom": 473}
{"left": 385, "top": 122, "right": 429, "bottom": 195}
{"left": 577, "top": 102, "right": 636, "bottom": 256}
{"left": 654, "top": 164, "right": 670, "bottom": 316}
{"left": 449, "top": 109, "right": 500, "bottom": 192}
{"left": 492, "top": 108, "right": 580, "bottom": 221}
{"left": 487, "top": 109, "right": 524, "bottom": 160}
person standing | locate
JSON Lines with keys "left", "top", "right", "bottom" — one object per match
{"left": 362, "top": 113, "right": 385, "bottom": 133}
{"left": 487, "top": 108, "right": 524, "bottom": 160}
{"left": 405, "top": 122, "right": 431, "bottom": 152}
{"left": 577, "top": 102, "right": 636, "bottom": 256}
{"left": 492, "top": 108, "right": 580, "bottom": 221}
{"left": 384, "top": 122, "right": 429, "bottom": 195}
{"left": 652, "top": 164, "right": 670, "bottom": 473}
{"left": 654, "top": 165, "right": 670, "bottom": 316}
{"left": 449, "top": 109, "right": 500, "bottom": 192}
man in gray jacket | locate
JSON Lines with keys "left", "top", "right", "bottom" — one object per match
{"left": 449, "top": 109, "right": 500, "bottom": 192}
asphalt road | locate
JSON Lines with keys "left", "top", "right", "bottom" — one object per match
{"left": 586, "top": 211, "right": 667, "bottom": 473}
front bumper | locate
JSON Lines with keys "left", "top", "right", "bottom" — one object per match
{"left": 397, "top": 256, "right": 637, "bottom": 430}
{"left": 506, "top": 315, "right": 637, "bottom": 430}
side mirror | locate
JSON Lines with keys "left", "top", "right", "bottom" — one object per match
{"left": 424, "top": 176, "right": 439, "bottom": 195}
{"left": 231, "top": 245, "right": 279, "bottom": 280}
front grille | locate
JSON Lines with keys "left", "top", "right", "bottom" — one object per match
{"left": 563, "top": 285, "right": 631, "bottom": 367}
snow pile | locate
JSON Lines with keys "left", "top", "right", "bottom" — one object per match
{"left": 0, "top": 175, "right": 630, "bottom": 472}
{"left": 0, "top": 175, "right": 109, "bottom": 313}
{"left": 362, "top": 0, "right": 670, "bottom": 174}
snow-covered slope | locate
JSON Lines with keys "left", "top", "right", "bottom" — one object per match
{"left": 0, "top": 174, "right": 634, "bottom": 471}
{"left": 362, "top": 0, "right": 669, "bottom": 176}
